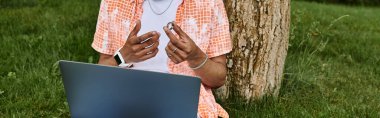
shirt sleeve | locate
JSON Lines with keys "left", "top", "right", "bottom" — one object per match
{"left": 91, "top": 0, "right": 118, "bottom": 55}
{"left": 206, "top": 0, "right": 232, "bottom": 58}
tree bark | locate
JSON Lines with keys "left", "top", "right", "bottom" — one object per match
{"left": 216, "top": 0, "right": 290, "bottom": 101}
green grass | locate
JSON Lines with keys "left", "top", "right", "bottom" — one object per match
{"left": 1, "top": 0, "right": 379, "bottom": 117}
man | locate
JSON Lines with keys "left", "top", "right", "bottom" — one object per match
{"left": 91, "top": 0, "right": 232, "bottom": 117}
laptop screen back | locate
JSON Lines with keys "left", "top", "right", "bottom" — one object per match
{"left": 59, "top": 61, "right": 200, "bottom": 118}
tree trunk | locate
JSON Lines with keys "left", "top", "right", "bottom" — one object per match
{"left": 216, "top": 0, "right": 290, "bottom": 101}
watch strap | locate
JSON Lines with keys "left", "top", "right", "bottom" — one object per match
{"left": 114, "top": 48, "right": 133, "bottom": 68}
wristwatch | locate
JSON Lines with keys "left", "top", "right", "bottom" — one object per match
{"left": 114, "top": 48, "right": 133, "bottom": 68}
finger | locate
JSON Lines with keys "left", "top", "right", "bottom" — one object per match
{"left": 139, "top": 48, "right": 159, "bottom": 61}
{"left": 133, "top": 31, "right": 158, "bottom": 44}
{"left": 167, "top": 42, "right": 187, "bottom": 59}
{"left": 149, "top": 31, "right": 160, "bottom": 43}
{"left": 136, "top": 32, "right": 160, "bottom": 50}
{"left": 129, "top": 20, "right": 141, "bottom": 38}
{"left": 167, "top": 54, "right": 179, "bottom": 64}
{"left": 135, "top": 41, "right": 159, "bottom": 57}
{"left": 163, "top": 26, "right": 187, "bottom": 49}
{"left": 165, "top": 47, "right": 179, "bottom": 64}
{"left": 165, "top": 46, "right": 184, "bottom": 64}
{"left": 139, "top": 40, "right": 155, "bottom": 50}
{"left": 140, "top": 31, "right": 160, "bottom": 43}
{"left": 172, "top": 22, "right": 186, "bottom": 37}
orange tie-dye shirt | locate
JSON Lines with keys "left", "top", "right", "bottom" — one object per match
{"left": 91, "top": 0, "right": 232, "bottom": 117}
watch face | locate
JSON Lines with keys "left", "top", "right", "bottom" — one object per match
{"left": 114, "top": 54, "right": 122, "bottom": 65}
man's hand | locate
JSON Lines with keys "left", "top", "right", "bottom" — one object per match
{"left": 120, "top": 20, "right": 160, "bottom": 63}
{"left": 163, "top": 22, "right": 206, "bottom": 68}
{"left": 163, "top": 22, "right": 228, "bottom": 88}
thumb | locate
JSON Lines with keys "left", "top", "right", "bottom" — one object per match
{"left": 129, "top": 20, "right": 141, "bottom": 37}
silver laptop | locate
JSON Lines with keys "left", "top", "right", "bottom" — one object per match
{"left": 59, "top": 60, "right": 200, "bottom": 118}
